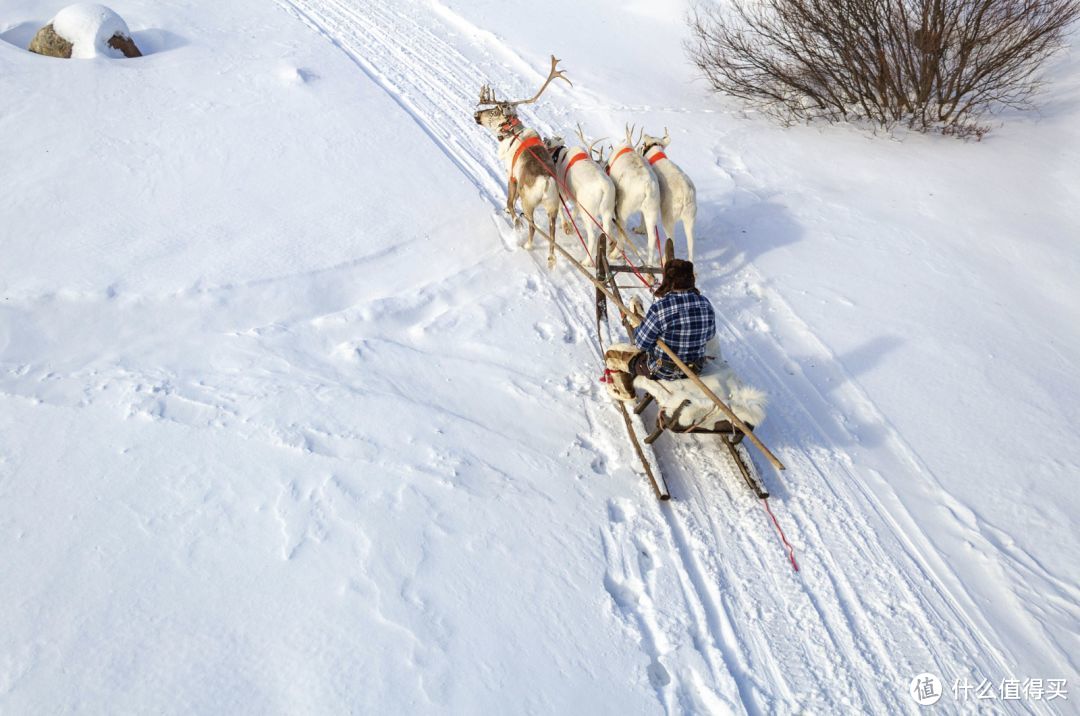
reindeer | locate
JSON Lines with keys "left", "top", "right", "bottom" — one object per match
{"left": 638, "top": 128, "right": 698, "bottom": 261}
{"left": 605, "top": 124, "right": 663, "bottom": 266}
{"left": 474, "top": 56, "right": 569, "bottom": 267}
{"left": 543, "top": 126, "right": 615, "bottom": 264}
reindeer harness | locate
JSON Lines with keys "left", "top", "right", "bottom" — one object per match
{"left": 605, "top": 146, "right": 634, "bottom": 175}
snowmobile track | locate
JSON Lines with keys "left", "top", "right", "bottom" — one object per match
{"left": 274, "top": 1, "right": 1027, "bottom": 712}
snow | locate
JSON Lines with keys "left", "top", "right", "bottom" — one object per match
{"left": 1, "top": 0, "right": 1078, "bottom": 713}
{"left": 51, "top": 3, "right": 133, "bottom": 59}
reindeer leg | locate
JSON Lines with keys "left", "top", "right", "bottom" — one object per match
{"left": 526, "top": 219, "right": 537, "bottom": 250}
{"left": 646, "top": 218, "right": 660, "bottom": 267}
{"left": 561, "top": 202, "right": 574, "bottom": 235}
{"left": 522, "top": 194, "right": 542, "bottom": 250}
{"left": 684, "top": 216, "right": 695, "bottom": 262}
{"left": 507, "top": 179, "right": 521, "bottom": 230}
{"left": 547, "top": 207, "right": 558, "bottom": 268}
{"left": 611, "top": 219, "right": 630, "bottom": 259}
{"left": 584, "top": 212, "right": 598, "bottom": 267}
{"left": 525, "top": 214, "right": 536, "bottom": 250}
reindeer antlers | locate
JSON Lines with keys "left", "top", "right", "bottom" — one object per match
{"left": 576, "top": 122, "right": 608, "bottom": 160}
{"left": 575, "top": 122, "right": 589, "bottom": 146}
{"left": 478, "top": 83, "right": 498, "bottom": 106}
{"left": 625, "top": 123, "right": 645, "bottom": 148}
{"left": 507, "top": 55, "right": 572, "bottom": 107}
{"left": 477, "top": 55, "right": 572, "bottom": 108}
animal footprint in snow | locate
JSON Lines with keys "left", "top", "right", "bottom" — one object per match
{"left": 279, "top": 66, "right": 316, "bottom": 85}
{"left": 744, "top": 316, "right": 770, "bottom": 333}
{"left": 275, "top": 480, "right": 331, "bottom": 560}
{"left": 571, "top": 435, "right": 607, "bottom": 475}
{"left": 534, "top": 322, "right": 556, "bottom": 341}
{"left": 331, "top": 342, "right": 363, "bottom": 362}
{"left": 633, "top": 536, "right": 657, "bottom": 577}
{"left": 560, "top": 372, "right": 595, "bottom": 397}
{"left": 745, "top": 282, "right": 765, "bottom": 300}
{"left": 647, "top": 659, "right": 671, "bottom": 688}
{"left": 607, "top": 498, "right": 635, "bottom": 524}
{"left": 534, "top": 321, "right": 575, "bottom": 342}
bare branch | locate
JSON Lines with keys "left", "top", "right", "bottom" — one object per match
{"left": 685, "top": 0, "right": 1080, "bottom": 136}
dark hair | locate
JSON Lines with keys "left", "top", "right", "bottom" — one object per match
{"left": 654, "top": 259, "right": 698, "bottom": 297}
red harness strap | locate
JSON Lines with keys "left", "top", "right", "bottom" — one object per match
{"left": 565, "top": 152, "right": 589, "bottom": 172}
{"left": 509, "top": 135, "right": 544, "bottom": 182}
{"left": 562, "top": 151, "right": 589, "bottom": 181}
{"left": 499, "top": 116, "right": 522, "bottom": 132}
{"left": 606, "top": 146, "right": 633, "bottom": 175}
{"left": 647, "top": 151, "right": 669, "bottom": 165}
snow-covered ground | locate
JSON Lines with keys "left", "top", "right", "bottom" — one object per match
{"left": 1, "top": 0, "right": 1077, "bottom": 713}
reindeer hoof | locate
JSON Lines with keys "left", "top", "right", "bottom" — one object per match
{"left": 524, "top": 239, "right": 534, "bottom": 250}
{"left": 547, "top": 255, "right": 556, "bottom": 269}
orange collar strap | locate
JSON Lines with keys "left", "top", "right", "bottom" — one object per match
{"left": 647, "top": 151, "right": 668, "bottom": 165}
{"left": 563, "top": 151, "right": 589, "bottom": 177}
{"left": 511, "top": 135, "right": 544, "bottom": 174}
{"left": 606, "top": 146, "right": 633, "bottom": 175}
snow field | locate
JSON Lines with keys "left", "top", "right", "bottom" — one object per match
{"left": 1, "top": 0, "right": 1077, "bottom": 713}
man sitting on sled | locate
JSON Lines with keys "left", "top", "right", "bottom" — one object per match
{"left": 604, "top": 259, "right": 717, "bottom": 401}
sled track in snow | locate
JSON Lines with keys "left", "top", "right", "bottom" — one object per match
{"left": 275, "top": 0, "right": 1022, "bottom": 712}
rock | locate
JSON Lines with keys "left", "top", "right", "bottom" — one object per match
{"left": 106, "top": 33, "right": 141, "bottom": 58}
{"left": 28, "top": 24, "right": 74, "bottom": 59}
{"left": 27, "top": 4, "right": 141, "bottom": 59}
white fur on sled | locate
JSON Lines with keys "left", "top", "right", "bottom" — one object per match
{"left": 634, "top": 361, "right": 767, "bottom": 430}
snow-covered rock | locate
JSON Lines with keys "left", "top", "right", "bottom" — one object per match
{"left": 28, "top": 4, "right": 141, "bottom": 59}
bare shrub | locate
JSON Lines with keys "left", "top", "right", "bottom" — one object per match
{"left": 687, "top": 0, "right": 1080, "bottom": 137}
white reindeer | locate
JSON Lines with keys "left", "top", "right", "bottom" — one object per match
{"left": 638, "top": 129, "right": 698, "bottom": 261}
{"left": 605, "top": 124, "right": 663, "bottom": 266}
{"left": 543, "top": 128, "right": 615, "bottom": 264}
{"left": 474, "top": 56, "right": 568, "bottom": 267}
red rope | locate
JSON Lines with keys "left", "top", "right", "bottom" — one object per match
{"left": 761, "top": 498, "right": 799, "bottom": 572}
{"left": 614, "top": 242, "right": 655, "bottom": 289}
{"left": 559, "top": 194, "right": 592, "bottom": 263}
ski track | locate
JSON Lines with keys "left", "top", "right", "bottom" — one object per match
{"left": 271, "top": 1, "right": 1030, "bottom": 713}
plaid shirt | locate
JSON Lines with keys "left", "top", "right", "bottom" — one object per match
{"left": 635, "top": 290, "right": 716, "bottom": 379}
